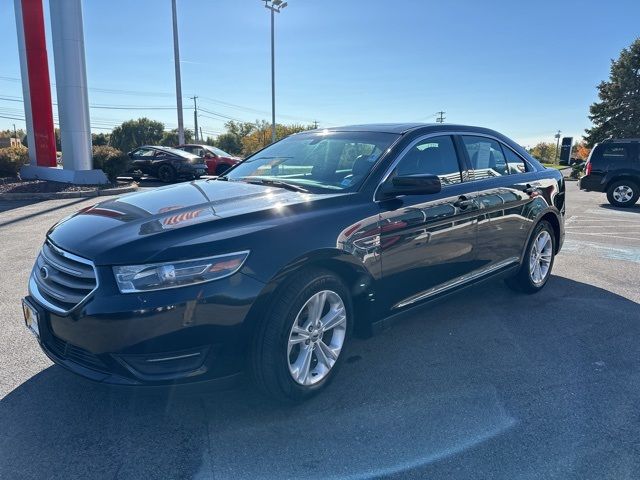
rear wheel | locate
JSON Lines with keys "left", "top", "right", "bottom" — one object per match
{"left": 606, "top": 180, "right": 639, "bottom": 207}
{"left": 506, "top": 220, "right": 556, "bottom": 294}
{"left": 157, "top": 164, "right": 177, "bottom": 183}
{"left": 251, "top": 269, "right": 352, "bottom": 402}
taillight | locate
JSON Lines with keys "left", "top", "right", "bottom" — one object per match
{"left": 585, "top": 161, "right": 592, "bottom": 175}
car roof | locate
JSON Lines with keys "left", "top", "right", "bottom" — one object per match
{"left": 308, "top": 123, "right": 508, "bottom": 136}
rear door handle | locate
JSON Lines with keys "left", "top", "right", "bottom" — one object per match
{"left": 453, "top": 195, "right": 474, "bottom": 209}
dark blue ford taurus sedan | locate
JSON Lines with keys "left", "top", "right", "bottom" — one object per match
{"left": 22, "top": 124, "right": 565, "bottom": 401}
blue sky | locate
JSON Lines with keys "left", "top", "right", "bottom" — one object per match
{"left": 1, "top": 0, "right": 639, "bottom": 146}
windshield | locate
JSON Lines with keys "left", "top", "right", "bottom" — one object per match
{"left": 224, "top": 131, "right": 399, "bottom": 192}
{"left": 205, "top": 145, "right": 233, "bottom": 157}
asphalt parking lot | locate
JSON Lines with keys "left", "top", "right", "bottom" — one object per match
{"left": 0, "top": 180, "right": 639, "bottom": 479}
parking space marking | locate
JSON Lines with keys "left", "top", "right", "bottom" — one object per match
{"left": 562, "top": 239, "right": 640, "bottom": 262}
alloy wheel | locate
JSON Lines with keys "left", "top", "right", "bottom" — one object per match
{"left": 287, "top": 290, "right": 347, "bottom": 386}
{"left": 529, "top": 230, "right": 553, "bottom": 285}
{"left": 613, "top": 185, "right": 634, "bottom": 203}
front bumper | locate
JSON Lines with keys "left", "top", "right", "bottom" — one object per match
{"left": 27, "top": 271, "right": 266, "bottom": 385}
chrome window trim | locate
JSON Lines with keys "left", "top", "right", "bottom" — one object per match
{"left": 28, "top": 240, "right": 99, "bottom": 315}
{"left": 374, "top": 131, "right": 537, "bottom": 201}
{"left": 457, "top": 132, "right": 536, "bottom": 177}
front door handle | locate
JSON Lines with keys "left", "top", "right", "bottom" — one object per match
{"left": 453, "top": 195, "right": 474, "bottom": 209}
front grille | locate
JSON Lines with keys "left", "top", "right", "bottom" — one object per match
{"left": 30, "top": 240, "right": 97, "bottom": 313}
{"left": 47, "top": 334, "right": 108, "bottom": 372}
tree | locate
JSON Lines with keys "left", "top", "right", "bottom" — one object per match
{"left": 110, "top": 118, "right": 164, "bottom": 153}
{"left": 92, "top": 132, "right": 110, "bottom": 146}
{"left": 160, "top": 128, "right": 193, "bottom": 146}
{"left": 241, "top": 121, "right": 314, "bottom": 156}
{"left": 585, "top": 38, "right": 640, "bottom": 147}
{"left": 528, "top": 142, "right": 557, "bottom": 163}
{"left": 215, "top": 133, "right": 243, "bottom": 155}
{"left": 573, "top": 142, "right": 591, "bottom": 161}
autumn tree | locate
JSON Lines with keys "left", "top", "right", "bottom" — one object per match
{"left": 585, "top": 38, "right": 640, "bottom": 147}
{"left": 528, "top": 142, "right": 557, "bottom": 163}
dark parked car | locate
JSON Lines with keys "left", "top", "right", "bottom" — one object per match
{"left": 177, "top": 144, "right": 241, "bottom": 176}
{"left": 579, "top": 138, "right": 640, "bottom": 207}
{"left": 127, "top": 145, "right": 207, "bottom": 182}
{"left": 22, "top": 124, "right": 565, "bottom": 401}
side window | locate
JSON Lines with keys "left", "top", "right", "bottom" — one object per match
{"left": 394, "top": 135, "right": 462, "bottom": 185}
{"left": 598, "top": 145, "right": 628, "bottom": 161}
{"left": 132, "top": 148, "right": 154, "bottom": 158}
{"left": 502, "top": 145, "right": 528, "bottom": 174}
{"left": 461, "top": 136, "right": 508, "bottom": 179}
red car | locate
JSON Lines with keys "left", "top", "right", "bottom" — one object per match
{"left": 177, "top": 144, "right": 241, "bottom": 176}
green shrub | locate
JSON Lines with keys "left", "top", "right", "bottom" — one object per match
{"left": 570, "top": 162, "right": 586, "bottom": 179}
{"left": 0, "top": 146, "right": 29, "bottom": 177}
{"left": 92, "top": 146, "right": 130, "bottom": 182}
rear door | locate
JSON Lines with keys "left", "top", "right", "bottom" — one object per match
{"left": 377, "top": 134, "right": 481, "bottom": 311}
{"left": 458, "top": 135, "right": 539, "bottom": 268}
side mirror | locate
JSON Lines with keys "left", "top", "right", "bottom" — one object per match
{"left": 380, "top": 174, "right": 442, "bottom": 198}
{"left": 205, "top": 152, "right": 215, "bottom": 159}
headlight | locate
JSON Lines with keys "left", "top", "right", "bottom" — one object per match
{"left": 113, "top": 251, "right": 249, "bottom": 293}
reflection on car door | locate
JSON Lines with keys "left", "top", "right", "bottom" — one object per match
{"left": 459, "top": 135, "right": 540, "bottom": 269}
{"left": 377, "top": 135, "right": 481, "bottom": 311}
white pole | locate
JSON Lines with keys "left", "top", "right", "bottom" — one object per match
{"left": 50, "top": 0, "right": 92, "bottom": 170}
{"left": 172, "top": 0, "right": 185, "bottom": 145}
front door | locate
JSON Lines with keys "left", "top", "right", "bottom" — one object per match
{"left": 377, "top": 135, "right": 480, "bottom": 312}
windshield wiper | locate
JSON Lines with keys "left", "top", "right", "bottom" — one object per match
{"left": 242, "top": 178, "right": 309, "bottom": 193}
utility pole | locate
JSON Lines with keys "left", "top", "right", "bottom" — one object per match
{"left": 200, "top": 127, "right": 204, "bottom": 143}
{"left": 13, "top": 123, "right": 17, "bottom": 139}
{"left": 262, "top": 0, "right": 287, "bottom": 143}
{"left": 312, "top": 120, "right": 318, "bottom": 129}
{"left": 554, "top": 130, "right": 561, "bottom": 164}
{"left": 171, "top": 0, "right": 185, "bottom": 145}
{"left": 436, "top": 111, "right": 446, "bottom": 123}
{"left": 190, "top": 96, "right": 199, "bottom": 142}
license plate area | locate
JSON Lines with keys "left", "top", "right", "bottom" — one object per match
{"left": 22, "top": 298, "right": 40, "bottom": 338}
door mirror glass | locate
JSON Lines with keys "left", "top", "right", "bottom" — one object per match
{"left": 382, "top": 174, "right": 442, "bottom": 197}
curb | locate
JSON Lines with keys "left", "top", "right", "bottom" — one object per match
{"left": 0, "top": 184, "right": 138, "bottom": 201}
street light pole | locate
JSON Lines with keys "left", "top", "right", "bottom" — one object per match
{"left": 554, "top": 129, "right": 561, "bottom": 164}
{"left": 262, "top": 1, "right": 287, "bottom": 144}
{"left": 171, "top": 0, "right": 185, "bottom": 145}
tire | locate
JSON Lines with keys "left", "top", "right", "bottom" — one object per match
{"left": 505, "top": 220, "right": 556, "bottom": 294}
{"left": 215, "top": 164, "right": 230, "bottom": 176}
{"left": 606, "top": 180, "right": 639, "bottom": 207}
{"left": 157, "top": 164, "right": 177, "bottom": 183}
{"left": 250, "top": 268, "right": 352, "bottom": 402}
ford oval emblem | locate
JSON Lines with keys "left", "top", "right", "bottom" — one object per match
{"left": 39, "top": 266, "right": 49, "bottom": 280}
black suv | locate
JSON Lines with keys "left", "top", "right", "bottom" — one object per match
{"left": 127, "top": 145, "right": 207, "bottom": 182}
{"left": 22, "top": 124, "right": 565, "bottom": 401}
{"left": 579, "top": 139, "right": 640, "bottom": 207}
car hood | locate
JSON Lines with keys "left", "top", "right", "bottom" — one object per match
{"left": 48, "top": 180, "right": 345, "bottom": 265}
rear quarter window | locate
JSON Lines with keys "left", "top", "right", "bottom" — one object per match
{"left": 595, "top": 145, "right": 629, "bottom": 162}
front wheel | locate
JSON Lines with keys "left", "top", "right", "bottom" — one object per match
{"left": 250, "top": 269, "right": 352, "bottom": 402}
{"left": 506, "top": 220, "right": 556, "bottom": 294}
{"left": 606, "top": 180, "right": 639, "bottom": 207}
